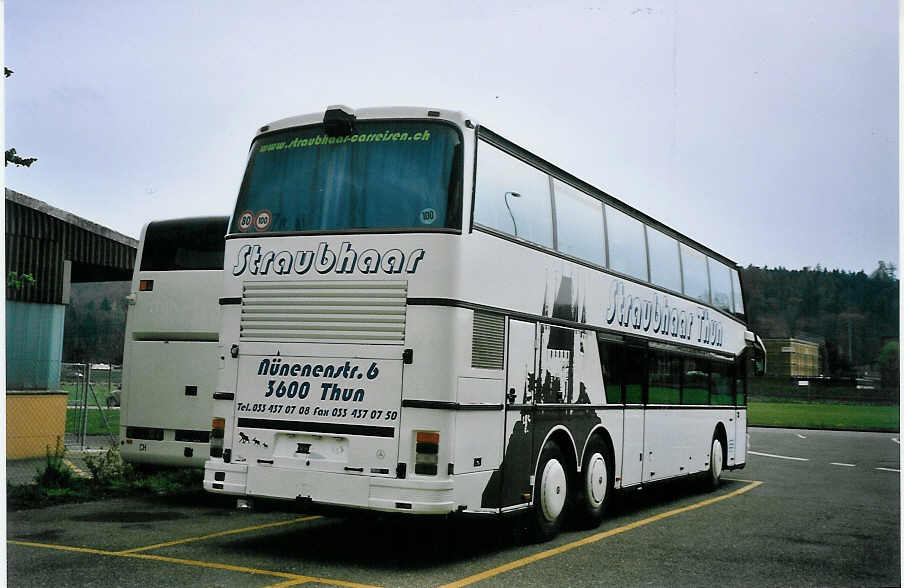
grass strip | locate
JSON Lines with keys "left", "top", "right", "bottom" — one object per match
{"left": 748, "top": 400, "right": 899, "bottom": 432}
{"left": 65, "top": 408, "right": 120, "bottom": 436}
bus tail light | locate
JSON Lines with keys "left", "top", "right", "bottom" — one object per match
{"left": 139, "top": 279, "right": 154, "bottom": 291}
{"left": 210, "top": 417, "right": 225, "bottom": 458}
{"left": 414, "top": 431, "right": 439, "bottom": 475}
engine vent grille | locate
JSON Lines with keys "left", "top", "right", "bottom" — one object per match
{"left": 240, "top": 280, "right": 407, "bottom": 344}
{"left": 471, "top": 311, "right": 504, "bottom": 369}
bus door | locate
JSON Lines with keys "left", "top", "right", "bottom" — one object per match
{"left": 644, "top": 348, "right": 691, "bottom": 482}
{"left": 733, "top": 355, "right": 749, "bottom": 463}
{"left": 621, "top": 340, "right": 646, "bottom": 487}
{"left": 498, "top": 319, "right": 537, "bottom": 508}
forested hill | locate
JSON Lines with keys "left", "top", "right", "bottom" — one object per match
{"left": 740, "top": 263, "right": 899, "bottom": 374}
{"left": 63, "top": 281, "right": 130, "bottom": 364}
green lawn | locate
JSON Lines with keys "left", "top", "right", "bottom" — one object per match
{"left": 748, "top": 401, "right": 899, "bottom": 432}
{"left": 66, "top": 408, "right": 120, "bottom": 437}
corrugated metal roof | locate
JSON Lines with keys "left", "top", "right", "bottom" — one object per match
{"left": 5, "top": 189, "right": 139, "bottom": 304}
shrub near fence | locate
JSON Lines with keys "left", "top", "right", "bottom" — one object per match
{"left": 749, "top": 376, "right": 899, "bottom": 405}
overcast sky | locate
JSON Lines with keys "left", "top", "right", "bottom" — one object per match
{"left": 4, "top": 1, "right": 898, "bottom": 273}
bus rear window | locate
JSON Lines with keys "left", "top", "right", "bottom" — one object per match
{"left": 231, "top": 120, "right": 462, "bottom": 234}
{"left": 140, "top": 217, "right": 227, "bottom": 271}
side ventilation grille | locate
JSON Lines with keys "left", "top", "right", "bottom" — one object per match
{"left": 471, "top": 311, "right": 504, "bottom": 369}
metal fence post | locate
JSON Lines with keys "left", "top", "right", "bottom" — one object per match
{"left": 80, "top": 363, "right": 90, "bottom": 449}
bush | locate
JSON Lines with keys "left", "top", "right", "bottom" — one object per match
{"left": 34, "top": 437, "right": 75, "bottom": 490}
{"left": 134, "top": 468, "right": 203, "bottom": 495}
{"left": 83, "top": 447, "right": 133, "bottom": 485}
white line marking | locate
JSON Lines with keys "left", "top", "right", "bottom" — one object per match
{"left": 875, "top": 467, "right": 900, "bottom": 473}
{"left": 893, "top": 438, "right": 899, "bottom": 445}
{"left": 830, "top": 462, "right": 856, "bottom": 467}
{"left": 796, "top": 434, "right": 807, "bottom": 439}
{"left": 749, "top": 450, "right": 809, "bottom": 462}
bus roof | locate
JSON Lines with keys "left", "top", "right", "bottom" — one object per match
{"left": 251, "top": 106, "right": 740, "bottom": 270}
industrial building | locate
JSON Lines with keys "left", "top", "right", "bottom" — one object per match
{"left": 5, "top": 188, "right": 137, "bottom": 457}
{"left": 763, "top": 337, "right": 821, "bottom": 378}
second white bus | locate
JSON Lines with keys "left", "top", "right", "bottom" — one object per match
{"left": 120, "top": 216, "right": 227, "bottom": 467}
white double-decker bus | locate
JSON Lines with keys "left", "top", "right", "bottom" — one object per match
{"left": 121, "top": 216, "right": 227, "bottom": 467}
{"left": 204, "top": 106, "right": 764, "bottom": 540}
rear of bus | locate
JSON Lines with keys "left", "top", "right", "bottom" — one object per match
{"left": 204, "top": 107, "right": 469, "bottom": 513}
{"left": 121, "top": 216, "right": 227, "bottom": 467}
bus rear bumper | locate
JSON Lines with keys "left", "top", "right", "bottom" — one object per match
{"left": 203, "top": 461, "right": 455, "bottom": 514}
{"left": 121, "top": 440, "right": 209, "bottom": 468}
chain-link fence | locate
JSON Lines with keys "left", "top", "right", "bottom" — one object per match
{"left": 749, "top": 376, "right": 899, "bottom": 404}
{"left": 62, "top": 362, "right": 121, "bottom": 448}
{"left": 7, "top": 363, "right": 122, "bottom": 486}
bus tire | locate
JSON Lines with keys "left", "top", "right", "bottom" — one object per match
{"left": 706, "top": 435, "right": 724, "bottom": 490}
{"left": 529, "top": 440, "right": 569, "bottom": 542}
{"left": 575, "top": 437, "right": 612, "bottom": 529}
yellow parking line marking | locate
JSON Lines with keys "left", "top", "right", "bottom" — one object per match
{"left": 8, "top": 540, "right": 109, "bottom": 556}
{"left": 440, "top": 480, "right": 763, "bottom": 588}
{"left": 8, "top": 540, "right": 297, "bottom": 580}
{"left": 121, "top": 552, "right": 304, "bottom": 580}
{"left": 127, "top": 553, "right": 379, "bottom": 587}
{"left": 263, "top": 576, "right": 380, "bottom": 588}
{"left": 117, "top": 515, "right": 322, "bottom": 553}
{"left": 8, "top": 539, "right": 380, "bottom": 587}
{"left": 263, "top": 579, "right": 311, "bottom": 588}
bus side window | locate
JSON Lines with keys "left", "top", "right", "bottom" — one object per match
{"left": 474, "top": 141, "right": 554, "bottom": 248}
{"left": 623, "top": 346, "right": 646, "bottom": 404}
{"left": 649, "top": 350, "right": 681, "bottom": 405}
{"left": 711, "top": 360, "right": 734, "bottom": 405}
{"left": 737, "top": 355, "right": 749, "bottom": 406}
{"left": 683, "top": 357, "right": 710, "bottom": 405}
{"left": 605, "top": 205, "right": 647, "bottom": 281}
{"left": 680, "top": 243, "right": 711, "bottom": 304}
{"left": 598, "top": 340, "right": 623, "bottom": 404}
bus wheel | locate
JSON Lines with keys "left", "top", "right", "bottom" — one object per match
{"left": 529, "top": 441, "right": 569, "bottom": 542}
{"left": 706, "top": 435, "right": 724, "bottom": 490}
{"left": 576, "top": 438, "right": 612, "bottom": 528}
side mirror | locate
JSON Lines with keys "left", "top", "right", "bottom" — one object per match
{"left": 752, "top": 337, "right": 767, "bottom": 377}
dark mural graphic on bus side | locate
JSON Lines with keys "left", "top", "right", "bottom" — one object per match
{"left": 482, "top": 274, "right": 602, "bottom": 509}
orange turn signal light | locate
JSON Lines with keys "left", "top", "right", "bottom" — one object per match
{"left": 416, "top": 431, "right": 440, "bottom": 444}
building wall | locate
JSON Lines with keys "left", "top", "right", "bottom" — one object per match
{"left": 6, "top": 391, "right": 68, "bottom": 459}
{"left": 764, "top": 338, "right": 820, "bottom": 378}
{"left": 6, "top": 300, "right": 66, "bottom": 390}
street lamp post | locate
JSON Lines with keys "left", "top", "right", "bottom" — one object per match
{"left": 504, "top": 191, "right": 521, "bottom": 236}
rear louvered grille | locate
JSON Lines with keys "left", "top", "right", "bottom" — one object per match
{"left": 240, "top": 280, "right": 407, "bottom": 344}
{"left": 472, "top": 311, "right": 505, "bottom": 369}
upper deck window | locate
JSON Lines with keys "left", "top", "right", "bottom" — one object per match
{"left": 605, "top": 205, "right": 647, "bottom": 281}
{"left": 680, "top": 243, "right": 710, "bottom": 304}
{"left": 474, "top": 141, "right": 554, "bottom": 248}
{"left": 231, "top": 120, "right": 462, "bottom": 234}
{"left": 552, "top": 179, "right": 605, "bottom": 266}
{"left": 731, "top": 269, "right": 745, "bottom": 317}
{"left": 647, "top": 226, "right": 682, "bottom": 293}
{"left": 709, "top": 258, "right": 733, "bottom": 313}
{"left": 140, "top": 217, "right": 227, "bottom": 271}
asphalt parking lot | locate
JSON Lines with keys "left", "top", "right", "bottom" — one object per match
{"left": 7, "top": 427, "right": 900, "bottom": 587}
